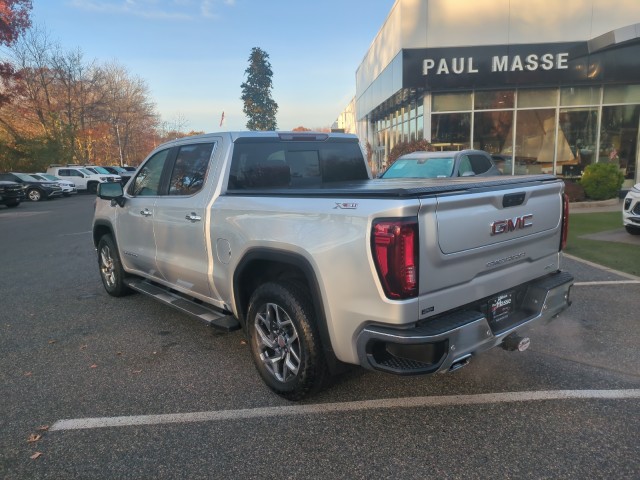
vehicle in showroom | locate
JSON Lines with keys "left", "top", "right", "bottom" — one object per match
{"left": 0, "top": 179, "right": 24, "bottom": 208}
{"left": 30, "top": 173, "right": 77, "bottom": 196}
{"left": 0, "top": 172, "right": 63, "bottom": 202}
{"left": 623, "top": 183, "right": 640, "bottom": 235}
{"left": 379, "top": 149, "right": 501, "bottom": 179}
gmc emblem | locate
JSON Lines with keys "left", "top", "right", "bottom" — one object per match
{"left": 490, "top": 214, "right": 533, "bottom": 235}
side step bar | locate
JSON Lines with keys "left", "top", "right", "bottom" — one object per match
{"left": 125, "top": 279, "right": 241, "bottom": 332}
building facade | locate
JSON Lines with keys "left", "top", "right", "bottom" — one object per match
{"left": 350, "top": 0, "right": 640, "bottom": 185}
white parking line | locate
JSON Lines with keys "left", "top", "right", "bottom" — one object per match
{"left": 574, "top": 281, "right": 640, "bottom": 286}
{"left": 50, "top": 389, "right": 640, "bottom": 431}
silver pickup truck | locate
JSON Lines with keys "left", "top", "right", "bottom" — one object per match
{"left": 93, "top": 131, "right": 573, "bottom": 400}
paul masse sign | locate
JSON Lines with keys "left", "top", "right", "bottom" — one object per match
{"left": 422, "top": 53, "right": 569, "bottom": 76}
{"left": 400, "top": 41, "right": 640, "bottom": 89}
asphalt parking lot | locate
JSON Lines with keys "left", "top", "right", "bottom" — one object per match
{"left": 1, "top": 195, "right": 639, "bottom": 479}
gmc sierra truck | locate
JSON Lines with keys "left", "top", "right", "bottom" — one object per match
{"left": 93, "top": 131, "right": 573, "bottom": 400}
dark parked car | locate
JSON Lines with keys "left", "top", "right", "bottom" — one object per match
{"left": 0, "top": 180, "right": 24, "bottom": 208}
{"left": 379, "top": 149, "right": 501, "bottom": 179}
{"left": 0, "top": 172, "right": 63, "bottom": 201}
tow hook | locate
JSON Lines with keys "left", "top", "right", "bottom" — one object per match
{"left": 502, "top": 334, "right": 530, "bottom": 352}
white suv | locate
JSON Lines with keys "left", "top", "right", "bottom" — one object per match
{"left": 623, "top": 183, "right": 640, "bottom": 235}
{"left": 81, "top": 165, "right": 122, "bottom": 184}
{"left": 46, "top": 165, "right": 108, "bottom": 194}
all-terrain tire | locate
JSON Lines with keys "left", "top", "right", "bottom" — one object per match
{"left": 247, "top": 281, "right": 327, "bottom": 400}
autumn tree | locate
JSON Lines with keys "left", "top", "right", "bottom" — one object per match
{"left": 240, "top": 47, "right": 278, "bottom": 131}
{"left": 0, "top": 0, "right": 32, "bottom": 107}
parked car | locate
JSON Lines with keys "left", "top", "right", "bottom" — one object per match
{"left": 379, "top": 149, "right": 502, "bottom": 179}
{"left": 102, "top": 166, "right": 133, "bottom": 185}
{"left": 46, "top": 165, "right": 108, "bottom": 194}
{"left": 0, "top": 180, "right": 24, "bottom": 208}
{"left": 623, "top": 183, "right": 640, "bottom": 235}
{"left": 30, "top": 173, "right": 77, "bottom": 196}
{"left": 0, "top": 172, "right": 63, "bottom": 201}
{"left": 121, "top": 166, "right": 137, "bottom": 172}
{"left": 80, "top": 166, "right": 121, "bottom": 184}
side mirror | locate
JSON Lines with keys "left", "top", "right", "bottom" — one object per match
{"left": 97, "top": 182, "right": 125, "bottom": 207}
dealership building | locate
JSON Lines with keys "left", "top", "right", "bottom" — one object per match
{"left": 342, "top": 0, "right": 640, "bottom": 186}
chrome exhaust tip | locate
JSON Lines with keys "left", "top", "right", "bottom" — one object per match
{"left": 502, "top": 334, "right": 530, "bottom": 352}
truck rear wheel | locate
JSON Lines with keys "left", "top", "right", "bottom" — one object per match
{"left": 247, "top": 281, "right": 326, "bottom": 400}
{"left": 97, "top": 234, "right": 132, "bottom": 297}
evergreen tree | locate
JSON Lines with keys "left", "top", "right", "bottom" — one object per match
{"left": 240, "top": 47, "right": 278, "bottom": 131}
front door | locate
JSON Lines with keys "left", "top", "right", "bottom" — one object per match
{"left": 115, "top": 148, "right": 171, "bottom": 278}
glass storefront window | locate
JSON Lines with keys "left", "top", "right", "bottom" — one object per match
{"left": 518, "top": 89, "right": 557, "bottom": 108}
{"left": 603, "top": 85, "right": 640, "bottom": 105}
{"left": 473, "top": 110, "right": 514, "bottom": 155}
{"left": 432, "top": 93, "right": 472, "bottom": 112}
{"left": 560, "top": 86, "right": 600, "bottom": 106}
{"left": 514, "top": 109, "right": 557, "bottom": 175}
{"left": 557, "top": 108, "right": 599, "bottom": 170}
{"left": 431, "top": 113, "right": 471, "bottom": 150}
{"left": 475, "top": 90, "right": 514, "bottom": 110}
{"left": 599, "top": 105, "right": 639, "bottom": 181}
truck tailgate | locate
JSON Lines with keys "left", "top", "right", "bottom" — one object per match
{"left": 416, "top": 178, "right": 565, "bottom": 314}
{"left": 435, "top": 181, "right": 561, "bottom": 254}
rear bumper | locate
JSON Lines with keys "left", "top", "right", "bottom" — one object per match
{"left": 356, "top": 271, "right": 574, "bottom": 375}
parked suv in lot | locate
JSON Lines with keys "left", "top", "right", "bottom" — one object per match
{"left": 46, "top": 165, "right": 108, "bottom": 194}
{"left": 30, "top": 173, "right": 77, "bottom": 196}
{"left": 0, "top": 180, "right": 24, "bottom": 207}
{"left": 81, "top": 166, "right": 121, "bottom": 184}
{"left": 623, "top": 183, "right": 640, "bottom": 235}
{"left": 0, "top": 172, "right": 63, "bottom": 201}
{"left": 102, "top": 166, "right": 133, "bottom": 185}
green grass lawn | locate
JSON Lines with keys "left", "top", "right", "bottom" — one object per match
{"left": 565, "top": 211, "right": 640, "bottom": 277}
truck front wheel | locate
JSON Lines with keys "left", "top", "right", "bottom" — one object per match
{"left": 247, "top": 282, "right": 326, "bottom": 400}
{"left": 97, "top": 234, "right": 132, "bottom": 297}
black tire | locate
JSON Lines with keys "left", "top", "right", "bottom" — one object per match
{"left": 88, "top": 182, "right": 98, "bottom": 194}
{"left": 625, "top": 225, "right": 640, "bottom": 235}
{"left": 247, "top": 281, "right": 327, "bottom": 400}
{"left": 97, "top": 234, "right": 132, "bottom": 297}
{"left": 27, "top": 188, "right": 42, "bottom": 202}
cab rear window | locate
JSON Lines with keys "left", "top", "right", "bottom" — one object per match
{"left": 228, "top": 140, "right": 368, "bottom": 189}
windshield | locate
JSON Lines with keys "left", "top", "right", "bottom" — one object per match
{"left": 16, "top": 173, "right": 39, "bottom": 181}
{"left": 381, "top": 156, "right": 455, "bottom": 178}
{"left": 80, "top": 168, "right": 94, "bottom": 175}
{"left": 41, "top": 174, "right": 60, "bottom": 181}
{"left": 30, "top": 174, "right": 45, "bottom": 181}
{"left": 92, "top": 166, "right": 111, "bottom": 174}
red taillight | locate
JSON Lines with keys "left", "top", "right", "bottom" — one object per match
{"left": 561, "top": 193, "right": 570, "bottom": 250}
{"left": 371, "top": 218, "right": 419, "bottom": 299}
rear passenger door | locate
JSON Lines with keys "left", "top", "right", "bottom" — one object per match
{"left": 153, "top": 141, "right": 217, "bottom": 298}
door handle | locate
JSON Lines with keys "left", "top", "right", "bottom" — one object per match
{"left": 140, "top": 209, "right": 152, "bottom": 217}
{"left": 185, "top": 212, "right": 202, "bottom": 222}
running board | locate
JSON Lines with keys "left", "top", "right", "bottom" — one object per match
{"left": 125, "top": 279, "right": 241, "bottom": 332}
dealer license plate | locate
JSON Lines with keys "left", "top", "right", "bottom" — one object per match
{"left": 489, "top": 291, "right": 514, "bottom": 324}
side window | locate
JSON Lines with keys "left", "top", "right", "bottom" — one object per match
{"left": 458, "top": 155, "right": 474, "bottom": 176}
{"left": 58, "top": 169, "right": 69, "bottom": 177}
{"left": 130, "top": 149, "right": 170, "bottom": 196}
{"left": 468, "top": 154, "right": 493, "bottom": 175}
{"left": 168, "top": 143, "right": 214, "bottom": 196}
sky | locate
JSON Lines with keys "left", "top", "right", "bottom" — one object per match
{"left": 30, "top": 0, "right": 395, "bottom": 133}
